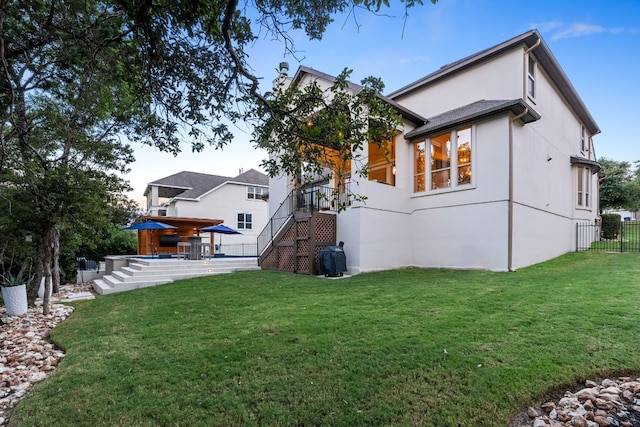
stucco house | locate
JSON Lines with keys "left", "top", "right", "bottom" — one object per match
{"left": 144, "top": 169, "right": 269, "bottom": 252}
{"left": 260, "top": 29, "right": 601, "bottom": 273}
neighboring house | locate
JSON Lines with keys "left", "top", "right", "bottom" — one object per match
{"left": 604, "top": 210, "right": 638, "bottom": 221}
{"left": 144, "top": 169, "right": 269, "bottom": 249}
{"left": 261, "top": 30, "right": 601, "bottom": 273}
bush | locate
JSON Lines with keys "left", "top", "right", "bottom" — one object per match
{"left": 601, "top": 213, "right": 621, "bottom": 239}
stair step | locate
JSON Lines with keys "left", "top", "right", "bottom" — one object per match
{"left": 92, "top": 257, "right": 260, "bottom": 295}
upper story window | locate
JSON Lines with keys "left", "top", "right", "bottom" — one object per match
{"left": 368, "top": 137, "right": 396, "bottom": 186}
{"left": 527, "top": 55, "right": 536, "bottom": 100}
{"left": 237, "top": 212, "right": 252, "bottom": 230}
{"left": 580, "top": 125, "right": 587, "bottom": 152}
{"left": 414, "top": 126, "right": 473, "bottom": 193}
{"left": 247, "top": 186, "right": 267, "bottom": 201}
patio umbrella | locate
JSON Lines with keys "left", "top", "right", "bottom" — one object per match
{"left": 200, "top": 224, "right": 241, "bottom": 252}
{"left": 125, "top": 221, "right": 177, "bottom": 255}
{"left": 124, "top": 221, "right": 177, "bottom": 230}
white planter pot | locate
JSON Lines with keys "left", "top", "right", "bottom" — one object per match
{"left": 2, "top": 284, "right": 28, "bottom": 316}
{"left": 38, "top": 277, "right": 52, "bottom": 299}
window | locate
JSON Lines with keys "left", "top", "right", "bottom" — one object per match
{"left": 580, "top": 125, "right": 587, "bottom": 152}
{"left": 237, "top": 212, "right": 252, "bottom": 230}
{"left": 414, "top": 126, "right": 472, "bottom": 193}
{"left": 527, "top": 55, "right": 536, "bottom": 99}
{"left": 577, "top": 166, "right": 590, "bottom": 208}
{"left": 414, "top": 141, "right": 426, "bottom": 192}
{"left": 248, "top": 186, "right": 267, "bottom": 200}
{"left": 368, "top": 137, "right": 395, "bottom": 186}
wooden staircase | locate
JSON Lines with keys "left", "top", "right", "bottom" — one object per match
{"left": 92, "top": 257, "right": 260, "bottom": 295}
{"left": 259, "top": 211, "right": 336, "bottom": 275}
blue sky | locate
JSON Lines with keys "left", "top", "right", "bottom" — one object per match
{"left": 125, "top": 0, "right": 640, "bottom": 204}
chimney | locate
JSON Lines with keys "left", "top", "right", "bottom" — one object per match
{"left": 273, "top": 62, "right": 290, "bottom": 91}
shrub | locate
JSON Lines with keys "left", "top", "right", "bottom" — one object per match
{"left": 601, "top": 213, "right": 621, "bottom": 239}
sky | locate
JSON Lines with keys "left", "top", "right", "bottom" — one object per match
{"left": 123, "top": 0, "right": 640, "bottom": 206}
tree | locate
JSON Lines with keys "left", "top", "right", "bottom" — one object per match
{"left": 598, "top": 157, "right": 640, "bottom": 212}
{"left": 1, "top": 0, "right": 436, "bottom": 312}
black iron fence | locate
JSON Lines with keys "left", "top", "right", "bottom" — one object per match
{"left": 576, "top": 221, "right": 640, "bottom": 252}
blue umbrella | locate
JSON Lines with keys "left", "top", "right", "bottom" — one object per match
{"left": 125, "top": 221, "right": 177, "bottom": 255}
{"left": 125, "top": 221, "right": 177, "bottom": 230}
{"left": 200, "top": 224, "right": 241, "bottom": 234}
{"left": 200, "top": 224, "right": 241, "bottom": 252}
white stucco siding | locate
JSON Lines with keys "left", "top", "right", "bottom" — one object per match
{"left": 410, "top": 201, "right": 510, "bottom": 271}
{"left": 337, "top": 206, "right": 414, "bottom": 274}
{"left": 510, "top": 203, "right": 576, "bottom": 270}
{"left": 172, "top": 183, "right": 268, "bottom": 245}
{"left": 393, "top": 49, "right": 524, "bottom": 117}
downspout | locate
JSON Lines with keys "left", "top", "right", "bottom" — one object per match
{"left": 508, "top": 107, "right": 529, "bottom": 272}
{"left": 525, "top": 37, "right": 541, "bottom": 54}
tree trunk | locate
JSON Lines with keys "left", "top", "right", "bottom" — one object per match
{"left": 52, "top": 226, "right": 60, "bottom": 293}
{"left": 41, "top": 228, "right": 54, "bottom": 316}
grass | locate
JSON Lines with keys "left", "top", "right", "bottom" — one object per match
{"left": 9, "top": 252, "right": 640, "bottom": 426}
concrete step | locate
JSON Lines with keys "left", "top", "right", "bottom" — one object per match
{"left": 92, "top": 257, "right": 260, "bottom": 295}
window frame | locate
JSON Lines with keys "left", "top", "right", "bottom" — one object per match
{"left": 526, "top": 54, "right": 537, "bottom": 102}
{"left": 247, "top": 186, "right": 267, "bottom": 201}
{"left": 237, "top": 212, "right": 253, "bottom": 230}
{"left": 576, "top": 166, "right": 591, "bottom": 209}
{"left": 413, "top": 125, "right": 474, "bottom": 194}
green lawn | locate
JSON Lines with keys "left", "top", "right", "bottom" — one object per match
{"left": 10, "top": 252, "right": 640, "bottom": 426}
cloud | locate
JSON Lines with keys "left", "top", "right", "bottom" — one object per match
{"left": 398, "top": 55, "right": 431, "bottom": 65}
{"left": 530, "top": 21, "right": 564, "bottom": 33}
{"left": 551, "top": 23, "right": 607, "bottom": 40}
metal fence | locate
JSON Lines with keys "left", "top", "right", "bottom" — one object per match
{"left": 214, "top": 243, "right": 257, "bottom": 257}
{"left": 576, "top": 221, "right": 640, "bottom": 252}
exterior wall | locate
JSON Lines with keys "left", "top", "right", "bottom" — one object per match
{"left": 393, "top": 49, "right": 524, "bottom": 117}
{"left": 267, "top": 42, "right": 599, "bottom": 273}
{"left": 337, "top": 116, "right": 512, "bottom": 272}
{"left": 168, "top": 183, "right": 268, "bottom": 246}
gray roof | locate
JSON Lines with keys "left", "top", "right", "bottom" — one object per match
{"left": 388, "top": 29, "right": 600, "bottom": 136}
{"left": 404, "top": 99, "right": 541, "bottom": 140}
{"left": 291, "top": 66, "right": 428, "bottom": 125}
{"left": 144, "top": 169, "right": 268, "bottom": 200}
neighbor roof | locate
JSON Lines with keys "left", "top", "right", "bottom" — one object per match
{"left": 388, "top": 29, "right": 600, "bottom": 136}
{"left": 144, "top": 169, "right": 268, "bottom": 200}
{"left": 405, "top": 99, "right": 541, "bottom": 140}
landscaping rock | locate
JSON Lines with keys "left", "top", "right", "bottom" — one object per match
{"left": 0, "top": 303, "right": 74, "bottom": 425}
{"left": 513, "top": 378, "right": 640, "bottom": 427}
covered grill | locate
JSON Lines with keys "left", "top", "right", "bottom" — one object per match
{"left": 318, "top": 242, "right": 347, "bottom": 277}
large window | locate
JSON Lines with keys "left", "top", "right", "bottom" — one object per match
{"left": 368, "top": 137, "right": 395, "bottom": 186}
{"left": 237, "top": 212, "right": 253, "bottom": 230}
{"left": 577, "top": 166, "right": 590, "bottom": 208}
{"left": 414, "top": 126, "right": 472, "bottom": 192}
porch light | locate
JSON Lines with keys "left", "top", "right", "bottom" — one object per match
{"left": 392, "top": 163, "right": 396, "bottom": 175}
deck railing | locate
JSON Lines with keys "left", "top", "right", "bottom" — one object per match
{"left": 257, "top": 184, "right": 349, "bottom": 256}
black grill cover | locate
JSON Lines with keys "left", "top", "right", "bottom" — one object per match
{"left": 318, "top": 243, "right": 347, "bottom": 276}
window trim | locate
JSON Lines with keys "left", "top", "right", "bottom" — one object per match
{"left": 247, "top": 186, "right": 267, "bottom": 201}
{"left": 413, "top": 125, "right": 475, "bottom": 194}
{"left": 526, "top": 54, "right": 537, "bottom": 103}
{"left": 236, "top": 211, "right": 253, "bottom": 230}
{"left": 576, "top": 166, "right": 591, "bottom": 209}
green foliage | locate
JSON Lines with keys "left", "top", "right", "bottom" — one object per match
{"left": 255, "top": 68, "right": 403, "bottom": 203}
{"left": 11, "top": 253, "right": 640, "bottom": 426}
{"left": 0, "top": 273, "right": 25, "bottom": 288}
{"left": 599, "top": 157, "right": 640, "bottom": 211}
{"left": 601, "top": 213, "right": 621, "bottom": 239}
